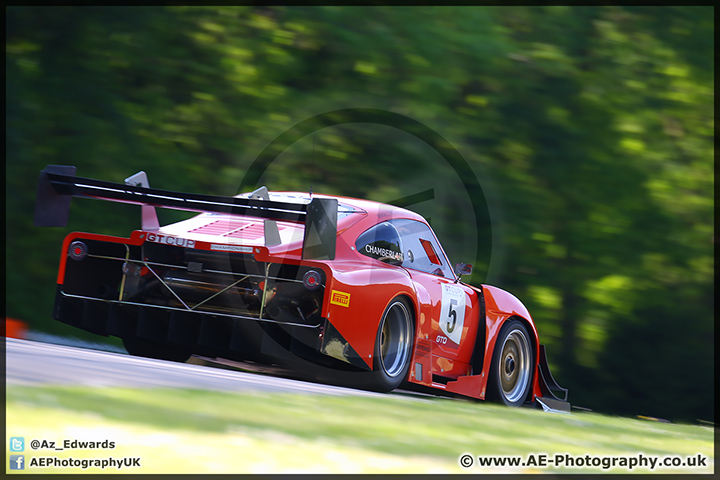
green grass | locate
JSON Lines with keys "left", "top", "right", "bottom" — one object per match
{"left": 6, "top": 385, "right": 714, "bottom": 474}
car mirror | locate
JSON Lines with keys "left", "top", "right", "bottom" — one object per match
{"left": 454, "top": 263, "right": 473, "bottom": 276}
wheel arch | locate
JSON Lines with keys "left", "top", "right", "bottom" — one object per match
{"left": 395, "top": 293, "right": 417, "bottom": 327}
{"left": 480, "top": 285, "right": 540, "bottom": 353}
{"left": 505, "top": 314, "right": 539, "bottom": 360}
{"left": 506, "top": 314, "right": 540, "bottom": 399}
{"left": 321, "top": 262, "right": 418, "bottom": 370}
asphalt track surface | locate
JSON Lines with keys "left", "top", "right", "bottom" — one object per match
{"left": 4, "top": 337, "right": 386, "bottom": 397}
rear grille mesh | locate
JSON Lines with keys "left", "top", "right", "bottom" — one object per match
{"left": 60, "top": 239, "right": 324, "bottom": 329}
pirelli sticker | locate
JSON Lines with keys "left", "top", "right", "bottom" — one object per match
{"left": 330, "top": 290, "right": 351, "bottom": 308}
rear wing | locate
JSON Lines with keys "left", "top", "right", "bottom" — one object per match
{"left": 33, "top": 165, "right": 338, "bottom": 260}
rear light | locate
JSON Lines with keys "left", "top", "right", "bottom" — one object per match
{"left": 303, "top": 270, "right": 322, "bottom": 290}
{"left": 68, "top": 241, "right": 88, "bottom": 261}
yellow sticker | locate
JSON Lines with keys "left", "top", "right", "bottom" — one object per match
{"left": 330, "top": 290, "right": 351, "bottom": 307}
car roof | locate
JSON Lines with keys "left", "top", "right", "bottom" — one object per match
{"left": 243, "top": 191, "right": 428, "bottom": 225}
{"left": 157, "top": 190, "right": 429, "bottom": 249}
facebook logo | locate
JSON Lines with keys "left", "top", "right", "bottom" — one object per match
{"left": 10, "top": 437, "right": 25, "bottom": 452}
{"left": 10, "top": 455, "right": 25, "bottom": 470}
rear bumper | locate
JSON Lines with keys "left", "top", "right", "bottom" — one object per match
{"left": 54, "top": 287, "right": 326, "bottom": 362}
{"left": 55, "top": 233, "right": 334, "bottom": 364}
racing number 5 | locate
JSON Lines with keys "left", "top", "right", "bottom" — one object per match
{"left": 440, "top": 285, "right": 465, "bottom": 344}
{"left": 446, "top": 299, "right": 458, "bottom": 333}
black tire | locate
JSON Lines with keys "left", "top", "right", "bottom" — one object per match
{"left": 369, "top": 297, "right": 415, "bottom": 392}
{"left": 487, "top": 319, "right": 534, "bottom": 407}
{"left": 122, "top": 337, "right": 192, "bottom": 363}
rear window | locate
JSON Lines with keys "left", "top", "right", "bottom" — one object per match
{"left": 355, "top": 222, "right": 403, "bottom": 265}
{"left": 356, "top": 219, "right": 451, "bottom": 278}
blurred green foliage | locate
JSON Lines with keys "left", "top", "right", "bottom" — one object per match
{"left": 6, "top": 6, "right": 713, "bottom": 422}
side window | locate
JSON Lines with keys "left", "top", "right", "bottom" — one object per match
{"left": 355, "top": 222, "right": 404, "bottom": 265}
{"left": 391, "top": 219, "right": 451, "bottom": 278}
{"left": 419, "top": 239, "right": 441, "bottom": 265}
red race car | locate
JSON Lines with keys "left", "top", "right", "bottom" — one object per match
{"left": 34, "top": 165, "right": 569, "bottom": 411}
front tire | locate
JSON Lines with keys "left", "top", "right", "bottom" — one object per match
{"left": 369, "top": 298, "right": 414, "bottom": 392}
{"left": 487, "top": 319, "right": 533, "bottom": 407}
{"left": 122, "top": 337, "right": 192, "bottom": 363}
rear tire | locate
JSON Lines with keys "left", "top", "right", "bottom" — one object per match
{"left": 122, "top": 337, "right": 192, "bottom": 363}
{"left": 369, "top": 297, "right": 414, "bottom": 392}
{"left": 487, "top": 319, "right": 533, "bottom": 407}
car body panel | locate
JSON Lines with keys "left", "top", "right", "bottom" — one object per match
{"left": 36, "top": 166, "right": 569, "bottom": 410}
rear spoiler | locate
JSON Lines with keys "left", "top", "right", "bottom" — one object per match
{"left": 33, "top": 165, "right": 338, "bottom": 260}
